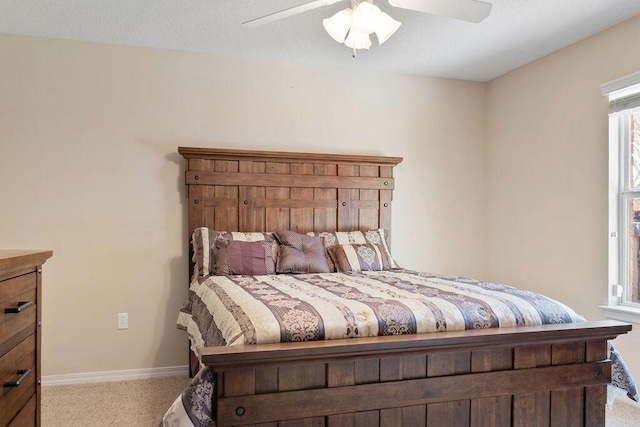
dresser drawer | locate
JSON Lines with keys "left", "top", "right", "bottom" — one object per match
{"left": 0, "top": 335, "right": 36, "bottom": 427}
{"left": 0, "top": 273, "right": 37, "bottom": 359}
{"left": 0, "top": 272, "right": 36, "bottom": 301}
{"left": 7, "top": 394, "right": 36, "bottom": 427}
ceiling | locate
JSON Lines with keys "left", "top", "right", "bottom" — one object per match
{"left": 1, "top": 0, "right": 639, "bottom": 82}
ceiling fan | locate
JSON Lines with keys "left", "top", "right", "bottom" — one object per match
{"left": 244, "top": 0, "right": 492, "bottom": 27}
{"left": 243, "top": 0, "right": 492, "bottom": 54}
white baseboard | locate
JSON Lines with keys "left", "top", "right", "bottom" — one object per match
{"left": 41, "top": 365, "right": 189, "bottom": 386}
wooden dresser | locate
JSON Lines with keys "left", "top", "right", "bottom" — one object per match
{"left": 0, "top": 250, "right": 52, "bottom": 427}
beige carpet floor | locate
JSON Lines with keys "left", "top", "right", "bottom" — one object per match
{"left": 42, "top": 377, "right": 640, "bottom": 426}
{"left": 607, "top": 398, "right": 640, "bottom": 427}
{"left": 42, "top": 376, "right": 190, "bottom": 426}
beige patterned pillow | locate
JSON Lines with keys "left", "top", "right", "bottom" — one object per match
{"left": 327, "top": 244, "right": 391, "bottom": 272}
{"left": 274, "top": 230, "right": 330, "bottom": 274}
{"left": 191, "top": 228, "right": 277, "bottom": 278}
{"left": 191, "top": 227, "right": 220, "bottom": 278}
{"left": 309, "top": 229, "right": 399, "bottom": 272}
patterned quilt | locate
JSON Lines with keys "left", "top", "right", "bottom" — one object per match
{"left": 163, "top": 269, "right": 638, "bottom": 426}
{"left": 177, "top": 269, "right": 586, "bottom": 350}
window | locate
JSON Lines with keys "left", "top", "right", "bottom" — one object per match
{"left": 616, "top": 111, "right": 640, "bottom": 304}
{"left": 603, "top": 72, "right": 640, "bottom": 323}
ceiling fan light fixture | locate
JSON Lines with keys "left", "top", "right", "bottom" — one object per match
{"left": 351, "top": 2, "right": 382, "bottom": 34}
{"left": 322, "top": 8, "right": 353, "bottom": 43}
{"left": 375, "top": 12, "right": 401, "bottom": 44}
{"left": 322, "top": 1, "right": 402, "bottom": 52}
{"left": 344, "top": 29, "right": 372, "bottom": 50}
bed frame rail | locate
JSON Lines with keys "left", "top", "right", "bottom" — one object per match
{"left": 202, "top": 320, "right": 630, "bottom": 427}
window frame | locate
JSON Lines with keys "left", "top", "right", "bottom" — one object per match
{"left": 603, "top": 73, "right": 640, "bottom": 324}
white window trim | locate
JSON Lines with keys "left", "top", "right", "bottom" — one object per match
{"left": 601, "top": 304, "right": 640, "bottom": 324}
{"left": 602, "top": 71, "right": 640, "bottom": 324}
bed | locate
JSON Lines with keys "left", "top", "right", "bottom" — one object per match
{"left": 171, "top": 146, "right": 634, "bottom": 427}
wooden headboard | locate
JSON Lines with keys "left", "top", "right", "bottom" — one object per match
{"left": 178, "top": 147, "right": 403, "bottom": 239}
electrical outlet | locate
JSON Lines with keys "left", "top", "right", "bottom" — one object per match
{"left": 117, "top": 312, "right": 128, "bottom": 330}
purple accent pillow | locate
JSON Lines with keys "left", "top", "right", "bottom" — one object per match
{"left": 274, "top": 230, "right": 330, "bottom": 274}
{"left": 215, "top": 240, "right": 275, "bottom": 276}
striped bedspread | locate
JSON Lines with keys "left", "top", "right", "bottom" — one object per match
{"left": 178, "top": 269, "right": 585, "bottom": 352}
{"left": 166, "top": 269, "right": 637, "bottom": 427}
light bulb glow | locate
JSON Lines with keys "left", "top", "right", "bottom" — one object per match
{"left": 375, "top": 12, "right": 401, "bottom": 44}
{"left": 322, "top": 9, "right": 353, "bottom": 43}
{"left": 344, "top": 29, "right": 372, "bottom": 50}
{"left": 351, "top": 2, "right": 381, "bottom": 35}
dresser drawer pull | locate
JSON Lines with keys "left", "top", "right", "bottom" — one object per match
{"left": 3, "top": 369, "right": 31, "bottom": 388}
{"left": 4, "top": 301, "right": 33, "bottom": 313}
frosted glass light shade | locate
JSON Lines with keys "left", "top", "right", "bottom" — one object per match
{"left": 351, "top": 2, "right": 381, "bottom": 35}
{"left": 323, "top": 9, "right": 353, "bottom": 43}
{"left": 344, "top": 29, "right": 372, "bottom": 50}
{"left": 323, "top": 3, "right": 400, "bottom": 50}
{"left": 375, "top": 12, "right": 401, "bottom": 44}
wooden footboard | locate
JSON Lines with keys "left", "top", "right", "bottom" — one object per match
{"left": 201, "top": 320, "right": 630, "bottom": 427}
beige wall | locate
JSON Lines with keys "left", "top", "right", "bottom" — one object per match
{"left": 0, "top": 34, "right": 486, "bottom": 375}
{"left": 4, "top": 13, "right": 639, "bottom": 381}
{"left": 486, "top": 15, "right": 640, "bottom": 379}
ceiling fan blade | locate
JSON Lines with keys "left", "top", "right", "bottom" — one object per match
{"left": 243, "top": 0, "right": 345, "bottom": 27}
{"left": 388, "top": 0, "right": 492, "bottom": 23}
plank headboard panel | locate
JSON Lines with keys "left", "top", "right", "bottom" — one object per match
{"left": 178, "top": 147, "right": 403, "bottom": 239}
